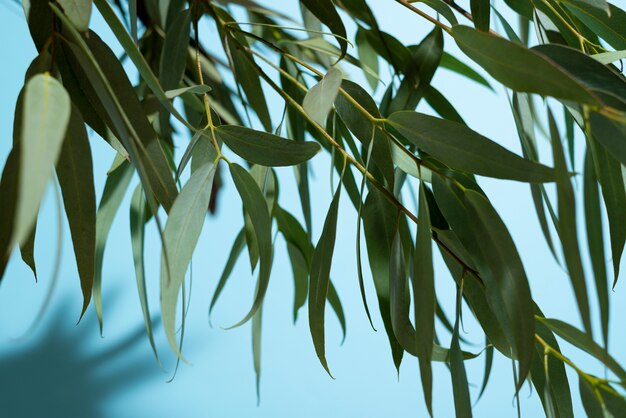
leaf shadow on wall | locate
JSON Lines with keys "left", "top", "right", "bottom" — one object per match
{"left": 0, "top": 295, "right": 162, "bottom": 418}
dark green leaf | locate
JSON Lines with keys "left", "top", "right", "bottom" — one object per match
{"left": 362, "top": 188, "right": 404, "bottom": 370}
{"left": 209, "top": 228, "right": 246, "bottom": 321}
{"left": 583, "top": 149, "right": 609, "bottom": 348}
{"left": 300, "top": 0, "right": 348, "bottom": 59}
{"left": 130, "top": 185, "right": 159, "bottom": 362}
{"left": 413, "top": 184, "right": 435, "bottom": 416}
{"left": 549, "top": 110, "right": 592, "bottom": 335}
{"left": 539, "top": 317, "right": 626, "bottom": 382}
{"left": 226, "top": 164, "right": 273, "bottom": 328}
{"left": 450, "top": 287, "right": 472, "bottom": 418}
{"left": 56, "top": 106, "right": 96, "bottom": 318}
{"left": 387, "top": 111, "right": 555, "bottom": 182}
{"left": 440, "top": 52, "right": 493, "bottom": 90}
{"left": 470, "top": 0, "right": 490, "bottom": 32}
{"left": 309, "top": 183, "right": 341, "bottom": 376}
{"left": 216, "top": 125, "right": 320, "bottom": 166}
{"left": 451, "top": 25, "right": 600, "bottom": 105}
{"left": 566, "top": 1, "right": 626, "bottom": 50}
{"left": 159, "top": 9, "right": 191, "bottom": 91}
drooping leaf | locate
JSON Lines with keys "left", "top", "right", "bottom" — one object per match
{"left": 433, "top": 175, "right": 535, "bottom": 386}
{"left": 56, "top": 106, "right": 96, "bottom": 318}
{"left": 470, "top": 0, "right": 490, "bottom": 32}
{"left": 440, "top": 52, "right": 493, "bottom": 90}
{"left": 300, "top": 0, "right": 348, "bottom": 59}
{"left": 355, "top": 28, "right": 379, "bottom": 90}
{"left": 130, "top": 185, "right": 159, "bottom": 363}
{"left": 450, "top": 286, "right": 472, "bottom": 418}
{"left": 165, "top": 85, "right": 211, "bottom": 100}
{"left": 413, "top": 183, "right": 435, "bottom": 416}
{"left": 209, "top": 228, "right": 246, "bottom": 321}
{"left": 58, "top": 0, "right": 93, "bottom": 32}
{"left": 226, "top": 164, "right": 273, "bottom": 328}
{"left": 583, "top": 149, "right": 609, "bottom": 348}
{"left": 539, "top": 317, "right": 626, "bottom": 382}
{"left": 362, "top": 188, "right": 404, "bottom": 370}
{"left": 159, "top": 9, "right": 191, "bottom": 91}
{"left": 161, "top": 158, "right": 218, "bottom": 355}
{"left": 303, "top": 67, "right": 343, "bottom": 127}
{"left": 451, "top": 25, "right": 600, "bottom": 105}
{"left": 549, "top": 110, "right": 592, "bottom": 335}
{"left": 12, "top": 74, "right": 70, "bottom": 249}
{"left": 216, "top": 125, "right": 320, "bottom": 166}
{"left": 566, "top": 1, "right": 626, "bottom": 50}
{"left": 387, "top": 111, "right": 556, "bottom": 182}
{"left": 94, "top": 158, "right": 134, "bottom": 333}
{"left": 309, "top": 183, "right": 342, "bottom": 376}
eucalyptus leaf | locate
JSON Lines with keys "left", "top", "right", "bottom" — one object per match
{"left": 303, "top": 67, "right": 343, "bottom": 127}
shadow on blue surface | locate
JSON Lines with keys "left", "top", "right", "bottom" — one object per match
{"left": 0, "top": 297, "right": 160, "bottom": 418}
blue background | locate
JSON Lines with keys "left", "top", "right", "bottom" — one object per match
{"left": 1, "top": 1, "right": 624, "bottom": 417}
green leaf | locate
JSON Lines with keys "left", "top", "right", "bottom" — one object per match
{"left": 566, "top": 1, "right": 626, "bottom": 50}
{"left": 388, "top": 28, "right": 443, "bottom": 113}
{"left": 226, "top": 164, "right": 273, "bottom": 328}
{"left": 309, "top": 183, "right": 342, "bottom": 376}
{"left": 588, "top": 137, "right": 626, "bottom": 285}
{"left": 209, "top": 228, "right": 246, "bottom": 321}
{"left": 252, "top": 298, "right": 263, "bottom": 404}
{"left": 300, "top": 0, "right": 348, "bottom": 59}
{"left": 94, "top": 158, "right": 134, "bottom": 334}
{"left": 19, "top": 225, "right": 37, "bottom": 280}
{"left": 159, "top": 9, "right": 191, "bottom": 91}
{"left": 470, "top": 0, "right": 490, "bottom": 32}
{"left": 413, "top": 184, "right": 435, "bottom": 416}
{"left": 56, "top": 106, "right": 96, "bottom": 318}
{"left": 592, "top": 49, "right": 626, "bottom": 64}
{"left": 327, "top": 279, "right": 347, "bottom": 343}
{"left": 58, "top": 0, "right": 92, "bottom": 32}
{"left": 583, "top": 149, "right": 609, "bottom": 348}
{"left": 451, "top": 25, "right": 600, "bottom": 105}
{"left": 362, "top": 188, "right": 404, "bottom": 370}
{"left": 539, "top": 317, "right": 626, "bottom": 382}
{"left": 433, "top": 175, "right": 535, "bottom": 386}
{"left": 387, "top": 111, "right": 556, "bottom": 182}
{"left": 303, "top": 67, "right": 343, "bottom": 127}
{"left": 450, "top": 287, "right": 473, "bottom": 418}
{"left": 165, "top": 85, "right": 211, "bottom": 100}
{"left": 216, "top": 125, "right": 320, "bottom": 166}
{"left": 130, "top": 185, "right": 159, "bottom": 363}
{"left": 549, "top": 110, "right": 592, "bottom": 335}
{"left": 440, "top": 52, "right": 493, "bottom": 90}
{"left": 161, "top": 158, "right": 218, "bottom": 356}
{"left": 13, "top": 73, "right": 70, "bottom": 248}
{"left": 0, "top": 149, "right": 20, "bottom": 281}
{"left": 579, "top": 378, "right": 604, "bottom": 418}
{"left": 355, "top": 28, "right": 379, "bottom": 90}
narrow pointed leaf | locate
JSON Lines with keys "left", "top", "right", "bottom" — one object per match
{"left": 209, "top": 229, "right": 246, "bottom": 320}
{"left": 451, "top": 25, "right": 600, "bottom": 105}
{"left": 300, "top": 0, "right": 347, "bottom": 59}
{"left": 130, "top": 185, "right": 159, "bottom": 362}
{"left": 583, "top": 149, "right": 609, "bottom": 348}
{"left": 226, "top": 164, "right": 273, "bottom": 328}
{"left": 414, "top": 184, "right": 435, "bottom": 416}
{"left": 161, "top": 159, "right": 217, "bottom": 355}
{"left": 56, "top": 106, "right": 96, "bottom": 317}
{"left": 549, "top": 111, "right": 592, "bottom": 335}
{"left": 470, "top": 0, "right": 490, "bottom": 32}
{"left": 309, "top": 183, "right": 341, "bottom": 376}
{"left": 387, "top": 111, "right": 555, "bottom": 182}
{"left": 216, "top": 125, "right": 320, "bottom": 167}
{"left": 14, "top": 73, "right": 70, "bottom": 247}
{"left": 94, "top": 159, "right": 134, "bottom": 333}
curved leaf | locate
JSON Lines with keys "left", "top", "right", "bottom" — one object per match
{"left": 451, "top": 25, "right": 599, "bottom": 105}
{"left": 58, "top": 0, "right": 92, "bottom": 32}
{"left": 216, "top": 125, "right": 320, "bottom": 166}
{"left": 56, "top": 106, "right": 96, "bottom": 317}
{"left": 387, "top": 111, "right": 555, "bottom": 182}
{"left": 161, "top": 159, "right": 218, "bottom": 355}
{"left": 303, "top": 67, "right": 343, "bottom": 127}
{"left": 14, "top": 73, "right": 70, "bottom": 247}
